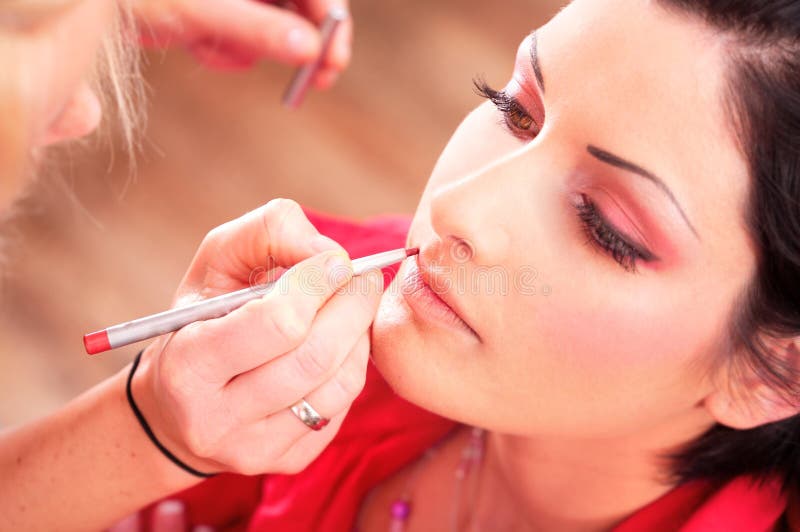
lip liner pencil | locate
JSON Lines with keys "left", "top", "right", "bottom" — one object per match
{"left": 282, "top": 6, "right": 347, "bottom": 108}
{"left": 84, "top": 247, "right": 418, "bottom": 355}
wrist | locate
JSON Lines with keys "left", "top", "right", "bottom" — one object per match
{"left": 0, "top": 355, "right": 201, "bottom": 531}
{"left": 130, "top": 345, "right": 221, "bottom": 477}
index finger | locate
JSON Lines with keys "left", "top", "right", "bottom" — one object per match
{"left": 186, "top": 0, "right": 322, "bottom": 65}
{"left": 182, "top": 199, "right": 341, "bottom": 294}
{"left": 171, "top": 248, "right": 353, "bottom": 382}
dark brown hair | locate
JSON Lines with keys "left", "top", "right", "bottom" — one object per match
{"left": 657, "top": 0, "right": 800, "bottom": 494}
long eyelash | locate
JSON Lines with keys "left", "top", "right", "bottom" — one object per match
{"left": 575, "top": 196, "right": 650, "bottom": 273}
{"left": 473, "top": 78, "right": 519, "bottom": 115}
{"left": 473, "top": 77, "right": 538, "bottom": 139}
{"left": 475, "top": 79, "right": 645, "bottom": 273}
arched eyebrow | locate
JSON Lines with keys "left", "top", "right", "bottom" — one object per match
{"left": 531, "top": 30, "right": 699, "bottom": 240}
{"left": 530, "top": 31, "right": 546, "bottom": 94}
{"left": 587, "top": 145, "right": 700, "bottom": 240}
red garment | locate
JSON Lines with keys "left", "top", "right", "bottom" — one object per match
{"left": 155, "top": 209, "right": 792, "bottom": 532}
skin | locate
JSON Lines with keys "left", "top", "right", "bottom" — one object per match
{"left": 0, "top": 0, "right": 110, "bottom": 208}
{"left": 26, "top": 1, "right": 109, "bottom": 144}
{"left": 1, "top": 1, "right": 372, "bottom": 531}
{"left": 367, "top": 0, "right": 798, "bottom": 529}
{"left": 2, "top": 0, "right": 352, "bottom": 211}
{"left": 134, "top": 0, "right": 352, "bottom": 80}
{"left": 3, "top": 0, "right": 798, "bottom": 530}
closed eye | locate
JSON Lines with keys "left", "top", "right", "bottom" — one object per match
{"left": 574, "top": 194, "right": 656, "bottom": 273}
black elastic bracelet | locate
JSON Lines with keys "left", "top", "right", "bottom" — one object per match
{"left": 126, "top": 350, "right": 217, "bottom": 478}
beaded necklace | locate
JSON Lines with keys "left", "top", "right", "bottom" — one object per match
{"left": 388, "top": 427, "right": 487, "bottom": 531}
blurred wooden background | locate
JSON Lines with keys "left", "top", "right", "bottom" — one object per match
{"left": 0, "top": 0, "right": 565, "bottom": 425}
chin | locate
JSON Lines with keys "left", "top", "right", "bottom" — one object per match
{"left": 370, "top": 282, "right": 422, "bottom": 400}
{"left": 370, "top": 279, "right": 479, "bottom": 423}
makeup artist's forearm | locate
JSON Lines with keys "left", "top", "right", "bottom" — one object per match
{"left": 0, "top": 367, "right": 198, "bottom": 531}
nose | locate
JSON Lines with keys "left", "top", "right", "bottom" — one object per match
{"left": 429, "top": 155, "right": 520, "bottom": 267}
{"left": 39, "top": 82, "right": 102, "bottom": 146}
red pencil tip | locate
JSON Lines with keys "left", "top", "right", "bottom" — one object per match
{"left": 84, "top": 330, "right": 111, "bottom": 355}
{"left": 405, "top": 247, "right": 420, "bottom": 257}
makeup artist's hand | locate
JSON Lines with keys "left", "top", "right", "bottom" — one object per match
{"left": 129, "top": 199, "right": 383, "bottom": 476}
{"left": 133, "top": 0, "right": 352, "bottom": 88}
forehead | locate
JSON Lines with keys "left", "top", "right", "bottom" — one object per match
{"left": 541, "top": 0, "right": 750, "bottom": 242}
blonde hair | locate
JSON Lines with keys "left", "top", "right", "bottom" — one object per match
{"left": 96, "top": 1, "right": 145, "bottom": 165}
{"left": 0, "top": 0, "right": 143, "bottom": 183}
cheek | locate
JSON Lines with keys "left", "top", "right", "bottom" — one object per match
{"left": 40, "top": 83, "right": 103, "bottom": 145}
{"left": 28, "top": 0, "right": 113, "bottom": 139}
{"left": 496, "top": 275, "right": 725, "bottom": 434}
{"left": 370, "top": 277, "right": 429, "bottom": 400}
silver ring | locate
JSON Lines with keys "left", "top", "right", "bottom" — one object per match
{"left": 290, "top": 398, "right": 330, "bottom": 431}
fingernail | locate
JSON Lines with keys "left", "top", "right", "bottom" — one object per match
{"left": 326, "top": 250, "right": 351, "bottom": 275}
{"left": 286, "top": 27, "right": 318, "bottom": 58}
{"left": 335, "top": 36, "right": 351, "bottom": 67}
{"left": 365, "top": 269, "right": 384, "bottom": 290}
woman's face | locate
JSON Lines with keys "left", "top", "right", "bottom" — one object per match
{"left": 24, "top": 0, "right": 111, "bottom": 145}
{"left": 1, "top": 0, "right": 112, "bottom": 209}
{"left": 372, "top": 0, "right": 757, "bottom": 441}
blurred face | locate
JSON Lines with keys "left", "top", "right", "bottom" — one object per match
{"left": 372, "top": 0, "right": 757, "bottom": 440}
{"left": 1, "top": 0, "right": 112, "bottom": 209}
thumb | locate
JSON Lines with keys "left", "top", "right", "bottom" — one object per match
{"left": 179, "top": 199, "right": 342, "bottom": 297}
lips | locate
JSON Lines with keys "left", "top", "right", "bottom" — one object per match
{"left": 401, "top": 254, "right": 479, "bottom": 339}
